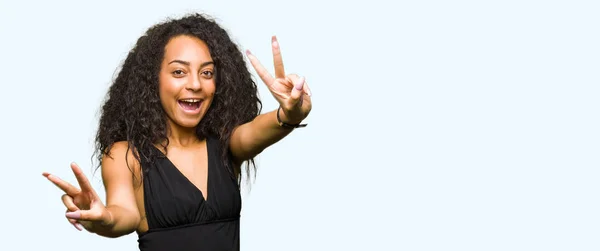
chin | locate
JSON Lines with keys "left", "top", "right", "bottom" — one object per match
{"left": 178, "top": 118, "right": 203, "bottom": 129}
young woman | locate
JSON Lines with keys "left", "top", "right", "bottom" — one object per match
{"left": 42, "top": 13, "right": 312, "bottom": 251}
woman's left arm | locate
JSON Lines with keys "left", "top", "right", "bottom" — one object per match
{"left": 229, "top": 36, "right": 312, "bottom": 162}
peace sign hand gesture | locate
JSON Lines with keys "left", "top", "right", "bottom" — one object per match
{"left": 43, "top": 163, "right": 112, "bottom": 232}
{"left": 246, "top": 36, "right": 312, "bottom": 125}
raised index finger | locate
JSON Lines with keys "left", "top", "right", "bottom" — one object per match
{"left": 272, "top": 36, "right": 285, "bottom": 79}
{"left": 70, "top": 163, "right": 95, "bottom": 195}
{"left": 246, "top": 50, "right": 275, "bottom": 87}
{"left": 43, "top": 172, "right": 80, "bottom": 196}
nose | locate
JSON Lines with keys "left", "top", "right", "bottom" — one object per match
{"left": 185, "top": 74, "right": 202, "bottom": 92}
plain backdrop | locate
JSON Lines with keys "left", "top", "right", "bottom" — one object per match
{"left": 0, "top": 0, "right": 598, "bottom": 250}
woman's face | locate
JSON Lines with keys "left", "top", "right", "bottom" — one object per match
{"left": 158, "top": 35, "right": 216, "bottom": 130}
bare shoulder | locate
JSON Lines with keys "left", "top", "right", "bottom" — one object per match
{"left": 101, "top": 141, "right": 141, "bottom": 183}
{"left": 103, "top": 141, "right": 136, "bottom": 160}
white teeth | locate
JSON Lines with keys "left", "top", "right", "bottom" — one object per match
{"left": 180, "top": 99, "right": 200, "bottom": 103}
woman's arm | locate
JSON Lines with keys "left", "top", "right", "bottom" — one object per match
{"left": 229, "top": 108, "right": 297, "bottom": 161}
{"left": 229, "top": 37, "right": 312, "bottom": 163}
{"left": 91, "top": 141, "right": 142, "bottom": 238}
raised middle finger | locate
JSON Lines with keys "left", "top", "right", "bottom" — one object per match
{"left": 272, "top": 36, "right": 285, "bottom": 79}
{"left": 70, "top": 163, "right": 96, "bottom": 196}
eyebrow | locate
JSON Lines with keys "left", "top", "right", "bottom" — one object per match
{"left": 168, "top": 60, "right": 215, "bottom": 68}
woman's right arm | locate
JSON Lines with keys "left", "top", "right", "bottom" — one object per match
{"left": 90, "top": 141, "right": 142, "bottom": 238}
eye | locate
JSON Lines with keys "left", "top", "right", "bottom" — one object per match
{"left": 201, "top": 70, "right": 214, "bottom": 78}
{"left": 172, "top": 69, "right": 186, "bottom": 77}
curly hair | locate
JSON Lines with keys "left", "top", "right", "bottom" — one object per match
{"left": 93, "top": 13, "right": 262, "bottom": 185}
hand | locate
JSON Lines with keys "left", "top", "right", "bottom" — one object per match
{"left": 43, "top": 163, "right": 112, "bottom": 232}
{"left": 246, "top": 36, "right": 312, "bottom": 125}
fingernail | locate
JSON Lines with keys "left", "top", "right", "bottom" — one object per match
{"left": 295, "top": 77, "right": 304, "bottom": 90}
{"left": 73, "top": 222, "right": 83, "bottom": 231}
{"left": 246, "top": 49, "right": 252, "bottom": 55}
{"left": 272, "top": 40, "right": 279, "bottom": 49}
{"left": 66, "top": 211, "right": 81, "bottom": 219}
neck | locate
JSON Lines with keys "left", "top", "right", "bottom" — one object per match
{"left": 165, "top": 121, "right": 200, "bottom": 147}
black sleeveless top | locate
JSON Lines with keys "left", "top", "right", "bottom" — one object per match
{"left": 137, "top": 137, "right": 241, "bottom": 251}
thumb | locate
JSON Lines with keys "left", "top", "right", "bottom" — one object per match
{"left": 288, "top": 76, "right": 305, "bottom": 106}
{"left": 66, "top": 209, "right": 107, "bottom": 223}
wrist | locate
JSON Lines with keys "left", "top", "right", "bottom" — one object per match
{"left": 277, "top": 107, "right": 302, "bottom": 125}
{"left": 103, "top": 208, "right": 115, "bottom": 226}
{"left": 90, "top": 207, "right": 115, "bottom": 232}
{"left": 276, "top": 106, "right": 307, "bottom": 129}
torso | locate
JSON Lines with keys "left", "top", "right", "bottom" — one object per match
{"left": 131, "top": 137, "right": 242, "bottom": 251}
{"left": 134, "top": 140, "right": 210, "bottom": 233}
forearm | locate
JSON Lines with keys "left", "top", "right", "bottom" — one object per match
{"left": 91, "top": 205, "right": 140, "bottom": 238}
{"left": 231, "top": 108, "right": 298, "bottom": 161}
{"left": 250, "top": 108, "right": 296, "bottom": 148}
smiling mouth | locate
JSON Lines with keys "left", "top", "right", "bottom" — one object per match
{"left": 178, "top": 99, "right": 202, "bottom": 111}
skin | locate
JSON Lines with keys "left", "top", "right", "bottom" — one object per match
{"left": 42, "top": 35, "right": 312, "bottom": 237}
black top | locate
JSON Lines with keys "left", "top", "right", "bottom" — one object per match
{"left": 137, "top": 137, "right": 242, "bottom": 251}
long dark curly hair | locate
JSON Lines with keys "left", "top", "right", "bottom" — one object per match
{"left": 93, "top": 13, "right": 261, "bottom": 185}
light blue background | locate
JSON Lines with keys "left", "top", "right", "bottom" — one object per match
{"left": 0, "top": 0, "right": 598, "bottom": 250}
